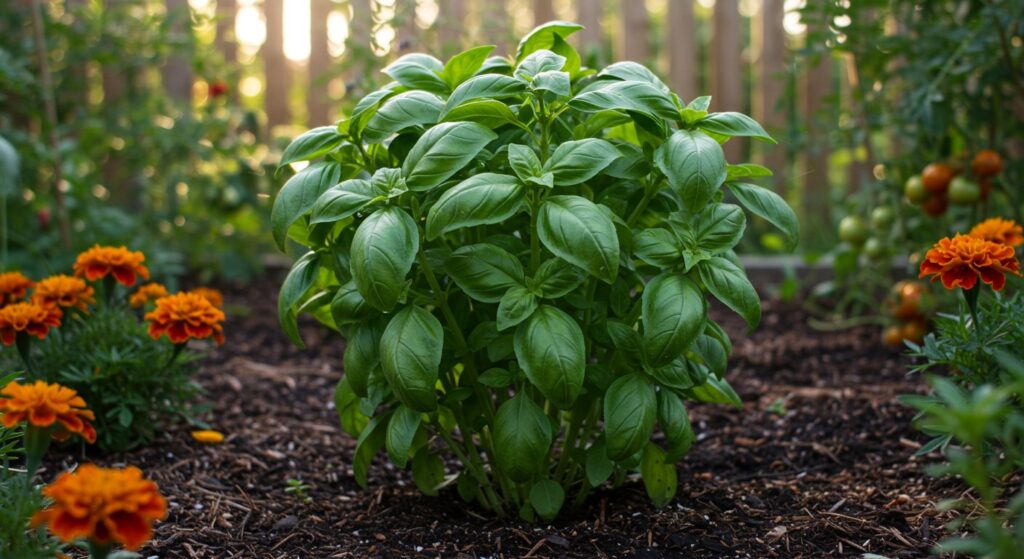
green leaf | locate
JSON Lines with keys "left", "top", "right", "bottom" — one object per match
{"left": 442, "top": 45, "right": 495, "bottom": 88}
{"left": 514, "top": 305, "right": 585, "bottom": 409}
{"left": 654, "top": 129, "right": 727, "bottom": 211}
{"left": 606, "top": 321, "right": 644, "bottom": 361}
{"left": 569, "top": 81, "right": 679, "bottom": 121}
{"left": 529, "top": 479, "right": 565, "bottom": 521}
{"left": 692, "top": 204, "right": 746, "bottom": 254}
{"left": 493, "top": 393, "right": 553, "bottom": 482}
{"left": 508, "top": 143, "right": 543, "bottom": 182}
{"left": 411, "top": 451, "right": 446, "bottom": 496}
{"left": 350, "top": 207, "right": 418, "bottom": 312}
{"left": 549, "top": 34, "right": 581, "bottom": 77}
{"left": 515, "top": 21, "right": 583, "bottom": 62}
{"left": 279, "top": 126, "right": 345, "bottom": 167}
{"left": 688, "top": 96, "right": 711, "bottom": 112}
{"left": 383, "top": 53, "right": 448, "bottom": 93}
{"left": 442, "top": 99, "right": 522, "bottom": 129}
{"left": 478, "top": 367, "right": 515, "bottom": 388}
{"left": 529, "top": 258, "right": 586, "bottom": 298}
{"left": 633, "top": 228, "right": 684, "bottom": 267}
{"left": 603, "top": 374, "right": 657, "bottom": 461}
{"left": 334, "top": 378, "right": 369, "bottom": 437}
{"left": 532, "top": 70, "right": 572, "bottom": 97}
{"left": 726, "top": 163, "right": 773, "bottom": 180}
{"left": 353, "top": 414, "right": 388, "bottom": 487}
{"left": 657, "top": 390, "right": 694, "bottom": 462}
{"left": 380, "top": 305, "right": 444, "bottom": 412}
{"left": 271, "top": 161, "right": 342, "bottom": 249}
{"left": 497, "top": 286, "right": 538, "bottom": 331}
{"left": 445, "top": 243, "right": 525, "bottom": 303}
{"left": 542, "top": 139, "right": 620, "bottom": 186}
{"left": 364, "top": 91, "right": 445, "bottom": 142}
{"left": 401, "top": 122, "right": 497, "bottom": 191}
{"left": 726, "top": 182, "right": 799, "bottom": 250}
{"left": 697, "top": 257, "right": 761, "bottom": 331}
{"left": 343, "top": 320, "right": 383, "bottom": 396}
{"left": 597, "top": 61, "right": 670, "bottom": 92}
{"left": 585, "top": 438, "right": 615, "bottom": 487}
{"left": 425, "top": 173, "right": 524, "bottom": 239}
{"left": 687, "top": 375, "right": 742, "bottom": 409}
{"left": 310, "top": 178, "right": 380, "bottom": 224}
{"left": 277, "top": 251, "right": 320, "bottom": 348}
{"left": 698, "top": 112, "right": 776, "bottom": 144}
{"left": 642, "top": 274, "right": 706, "bottom": 367}
{"left": 692, "top": 334, "right": 728, "bottom": 378}
{"left": 386, "top": 405, "right": 423, "bottom": 469}
{"left": 330, "top": 280, "right": 373, "bottom": 327}
{"left": 515, "top": 50, "right": 566, "bottom": 81}
{"left": 537, "top": 196, "right": 620, "bottom": 283}
{"left": 640, "top": 443, "right": 678, "bottom": 508}
{"left": 443, "top": 74, "right": 528, "bottom": 115}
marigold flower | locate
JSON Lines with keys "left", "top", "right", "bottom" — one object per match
{"left": 0, "top": 301, "right": 62, "bottom": 345}
{"left": 969, "top": 218, "right": 1024, "bottom": 247}
{"left": 145, "top": 292, "right": 225, "bottom": 345}
{"left": 919, "top": 234, "right": 1022, "bottom": 291}
{"left": 0, "top": 380, "right": 96, "bottom": 443}
{"left": 129, "top": 283, "right": 169, "bottom": 309}
{"left": 191, "top": 429, "right": 225, "bottom": 444}
{"left": 32, "top": 275, "right": 96, "bottom": 311}
{"left": 32, "top": 464, "right": 167, "bottom": 550}
{"left": 188, "top": 287, "right": 224, "bottom": 309}
{"left": 73, "top": 245, "right": 150, "bottom": 287}
{"left": 0, "top": 271, "right": 33, "bottom": 306}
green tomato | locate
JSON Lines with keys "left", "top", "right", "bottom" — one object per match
{"left": 870, "top": 206, "right": 895, "bottom": 229}
{"left": 863, "top": 237, "right": 886, "bottom": 260}
{"left": 838, "top": 216, "right": 869, "bottom": 247}
{"left": 948, "top": 176, "right": 980, "bottom": 205}
{"left": 904, "top": 175, "right": 926, "bottom": 203}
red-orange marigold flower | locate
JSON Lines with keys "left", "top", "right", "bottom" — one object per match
{"left": 0, "top": 271, "right": 33, "bottom": 306}
{"left": 145, "top": 292, "right": 225, "bottom": 345}
{"left": 73, "top": 245, "right": 150, "bottom": 287}
{"left": 129, "top": 283, "right": 169, "bottom": 309}
{"left": 0, "top": 301, "right": 62, "bottom": 345}
{"left": 0, "top": 380, "right": 96, "bottom": 443}
{"left": 188, "top": 287, "right": 223, "bottom": 309}
{"left": 32, "top": 464, "right": 167, "bottom": 550}
{"left": 919, "top": 234, "right": 1022, "bottom": 291}
{"left": 32, "top": 275, "right": 96, "bottom": 311}
{"left": 969, "top": 218, "right": 1024, "bottom": 247}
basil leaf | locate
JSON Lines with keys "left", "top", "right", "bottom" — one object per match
{"left": 279, "top": 126, "right": 345, "bottom": 167}
{"left": 401, "top": 122, "right": 497, "bottom": 191}
{"left": 657, "top": 390, "right": 694, "bottom": 462}
{"left": 445, "top": 243, "right": 525, "bottom": 303}
{"left": 386, "top": 405, "right": 422, "bottom": 469}
{"left": 640, "top": 443, "right": 678, "bottom": 508}
{"left": 529, "top": 258, "right": 587, "bottom": 298}
{"left": 350, "top": 207, "right": 418, "bottom": 312}
{"left": 641, "top": 273, "right": 706, "bottom": 367}
{"left": 654, "top": 129, "right": 727, "bottom": 211}
{"left": 496, "top": 286, "right": 538, "bottom": 331}
{"left": 364, "top": 91, "right": 445, "bottom": 142}
{"left": 603, "top": 374, "right": 656, "bottom": 461}
{"left": 726, "top": 182, "right": 799, "bottom": 250}
{"left": 514, "top": 305, "right": 585, "bottom": 409}
{"left": 380, "top": 305, "right": 444, "bottom": 412}
{"left": 425, "top": 173, "right": 524, "bottom": 239}
{"left": 697, "top": 256, "right": 761, "bottom": 331}
{"left": 343, "top": 319, "right": 384, "bottom": 397}
{"left": 692, "top": 204, "right": 746, "bottom": 254}
{"left": 443, "top": 74, "right": 528, "bottom": 115}
{"left": 493, "top": 393, "right": 552, "bottom": 482}
{"left": 383, "top": 53, "right": 448, "bottom": 93}
{"left": 271, "top": 161, "right": 342, "bottom": 249}
{"left": 537, "top": 195, "right": 620, "bottom": 283}
{"left": 515, "top": 21, "right": 583, "bottom": 62}
{"left": 310, "top": 178, "right": 380, "bottom": 224}
{"left": 542, "top": 139, "right": 620, "bottom": 186}
{"left": 277, "top": 251, "right": 319, "bottom": 348}
{"left": 442, "top": 45, "right": 495, "bottom": 88}
{"left": 633, "top": 228, "right": 684, "bottom": 268}
{"left": 698, "top": 111, "right": 776, "bottom": 144}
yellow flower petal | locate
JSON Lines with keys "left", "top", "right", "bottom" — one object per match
{"left": 191, "top": 429, "right": 225, "bottom": 444}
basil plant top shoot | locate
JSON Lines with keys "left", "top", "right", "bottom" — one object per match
{"left": 273, "top": 21, "right": 799, "bottom": 520}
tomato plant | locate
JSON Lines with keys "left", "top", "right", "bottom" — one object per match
{"left": 274, "top": 22, "right": 798, "bottom": 519}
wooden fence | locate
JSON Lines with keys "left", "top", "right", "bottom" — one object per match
{"left": 162, "top": 0, "right": 847, "bottom": 236}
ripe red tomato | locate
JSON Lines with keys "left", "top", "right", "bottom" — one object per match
{"left": 883, "top": 326, "right": 903, "bottom": 347}
{"left": 900, "top": 319, "right": 928, "bottom": 345}
{"left": 921, "top": 163, "right": 955, "bottom": 195}
{"left": 971, "top": 150, "right": 1003, "bottom": 177}
{"left": 921, "top": 195, "right": 948, "bottom": 216}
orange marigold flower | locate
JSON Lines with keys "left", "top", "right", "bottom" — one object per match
{"left": 32, "top": 275, "right": 96, "bottom": 311}
{"left": 145, "top": 292, "right": 225, "bottom": 345}
{"left": 919, "top": 234, "right": 1022, "bottom": 291}
{"left": 0, "top": 301, "right": 62, "bottom": 345}
{"left": 188, "top": 287, "right": 223, "bottom": 309}
{"left": 969, "top": 218, "right": 1024, "bottom": 247}
{"left": 0, "top": 380, "right": 96, "bottom": 443}
{"left": 73, "top": 245, "right": 150, "bottom": 287}
{"left": 32, "top": 464, "right": 167, "bottom": 550}
{"left": 0, "top": 271, "right": 34, "bottom": 306}
{"left": 129, "top": 283, "right": 169, "bottom": 309}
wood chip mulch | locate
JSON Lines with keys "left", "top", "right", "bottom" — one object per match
{"left": 46, "top": 279, "right": 955, "bottom": 558}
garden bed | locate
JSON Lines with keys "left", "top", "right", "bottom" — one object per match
{"left": 48, "top": 278, "right": 950, "bottom": 559}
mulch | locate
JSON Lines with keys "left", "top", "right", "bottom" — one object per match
{"left": 46, "top": 278, "right": 955, "bottom": 558}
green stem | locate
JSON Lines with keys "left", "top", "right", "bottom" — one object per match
{"left": 15, "top": 333, "right": 37, "bottom": 379}
{"left": 437, "top": 428, "right": 505, "bottom": 516}
{"left": 23, "top": 424, "right": 53, "bottom": 482}
{"left": 962, "top": 284, "right": 981, "bottom": 329}
{"left": 626, "top": 180, "right": 658, "bottom": 227}
{"left": 529, "top": 193, "right": 541, "bottom": 272}
{"left": 88, "top": 540, "right": 112, "bottom": 559}
{"left": 554, "top": 409, "right": 583, "bottom": 482}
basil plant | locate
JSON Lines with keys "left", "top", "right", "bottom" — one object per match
{"left": 273, "top": 22, "right": 798, "bottom": 520}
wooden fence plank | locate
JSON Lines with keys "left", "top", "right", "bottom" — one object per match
{"left": 576, "top": 0, "right": 602, "bottom": 59}
{"left": 263, "top": 0, "right": 291, "bottom": 132}
{"left": 620, "top": 0, "right": 649, "bottom": 63}
{"left": 667, "top": 0, "right": 696, "bottom": 102}
{"left": 713, "top": 0, "right": 743, "bottom": 161}
{"left": 162, "top": 0, "right": 193, "bottom": 102}
{"left": 759, "top": 0, "right": 786, "bottom": 190}
{"left": 308, "top": 0, "right": 332, "bottom": 125}
{"left": 533, "top": 0, "right": 556, "bottom": 26}
{"left": 803, "top": 38, "right": 833, "bottom": 231}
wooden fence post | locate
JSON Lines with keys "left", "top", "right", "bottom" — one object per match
{"left": 667, "top": 0, "right": 696, "bottom": 102}
{"left": 759, "top": 0, "right": 787, "bottom": 191}
{"left": 162, "top": 0, "right": 193, "bottom": 102}
{"left": 263, "top": 0, "right": 291, "bottom": 133}
{"left": 803, "top": 37, "right": 834, "bottom": 232}
{"left": 533, "top": 0, "right": 556, "bottom": 26}
{"left": 620, "top": 0, "right": 649, "bottom": 63}
{"left": 713, "top": 0, "right": 743, "bottom": 161}
{"left": 308, "top": 0, "right": 332, "bottom": 126}
{"left": 576, "top": 0, "right": 602, "bottom": 61}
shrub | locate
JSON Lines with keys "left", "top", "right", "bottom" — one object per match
{"left": 275, "top": 22, "right": 798, "bottom": 519}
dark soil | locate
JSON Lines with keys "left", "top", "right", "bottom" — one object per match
{"left": 51, "top": 278, "right": 953, "bottom": 558}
